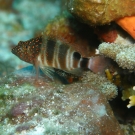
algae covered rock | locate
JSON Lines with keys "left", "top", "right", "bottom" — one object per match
{"left": 0, "top": 67, "right": 123, "bottom": 135}
{"left": 67, "top": 0, "right": 135, "bottom": 25}
{"left": 83, "top": 71, "right": 118, "bottom": 100}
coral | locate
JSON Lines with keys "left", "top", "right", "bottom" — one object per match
{"left": 67, "top": 0, "right": 135, "bottom": 25}
{"left": 105, "top": 69, "right": 121, "bottom": 86}
{"left": 0, "top": 68, "right": 123, "bottom": 135}
{"left": 82, "top": 71, "right": 118, "bottom": 100}
{"left": 105, "top": 69, "right": 113, "bottom": 82}
{"left": 116, "top": 16, "right": 135, "bottom": 39}
{"left": 127, "top": 95, "right": 135, "bottom": 108}
{"left": 116, "top": 48, "right": 135, "bottom": 70}
{"left": 120, "top": 124, "right": 135, "bottom": 135}
{"left": 98, "top": 42, "right": 135, "bottom": 70}
{"left": 122, "top": 86, "right": 135, "bottom": 108}
{"left": 122, "top": 87, "right": 135, "bottom": 101}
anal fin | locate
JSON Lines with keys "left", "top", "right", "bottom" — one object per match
{"left": 54, "top": 68, "right": 81, "bottom": 83}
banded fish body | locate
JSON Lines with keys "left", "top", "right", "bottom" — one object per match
{"left": 12, "top": 36, "right": 109, "bottom": 78}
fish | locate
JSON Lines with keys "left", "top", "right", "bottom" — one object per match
{"left": 12, "top": 36, "right": 110, "bottom": 79}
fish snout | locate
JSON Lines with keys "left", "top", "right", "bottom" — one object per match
{"left": 11, "top": 45, "right": 17, "bottom": 53}
{"left": 11, "top": 45, "right": 21, "bottom": 56}
{"left": 11, "top": 46, "right": 16, "bottom": 54}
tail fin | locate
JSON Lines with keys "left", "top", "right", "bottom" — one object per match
{"left": 88, "top": 56, "right": 111, "bottom": 74}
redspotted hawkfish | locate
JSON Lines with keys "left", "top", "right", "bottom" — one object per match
{"left": 12, "top": 36, "right": 108, "bottom": 79}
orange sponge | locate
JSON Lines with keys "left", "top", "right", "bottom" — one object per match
{"left": 116, "top": 16, "right": 135, "bottom": 39}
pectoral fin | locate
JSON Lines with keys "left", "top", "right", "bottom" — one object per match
{"left": 40, "top": 66, "right": 55, "bottom": 79}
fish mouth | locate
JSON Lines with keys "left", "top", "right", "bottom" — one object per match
{"left": 11, "top": 48, "right": 15, "bottom": 54}
{"left": 11, "top": 47, "right": 16, "bottom": 54}
{"left": 11, "top": 46, "right": 19, "bottom": 55}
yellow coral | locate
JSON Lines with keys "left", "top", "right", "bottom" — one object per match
{"left": 105, "top": 69, "right": 113, "bottom": 82}
{"left": 127, "top": 95, "right": 135, "bottom": 108}
{"left": 105, "top": 69, "right": 121, "bottom": 86}
{"left": 123, "top": 86, "right": 135, "bottom": 108}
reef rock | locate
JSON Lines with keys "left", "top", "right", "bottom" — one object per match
{"left": 0, "top": 67, "right": 123, "bottom": 135}
{"left": 82, "top": 71, "right": 118, "bottom": 100}
{"left": 67, "top": 0, "right": 135, "bottom": 25}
